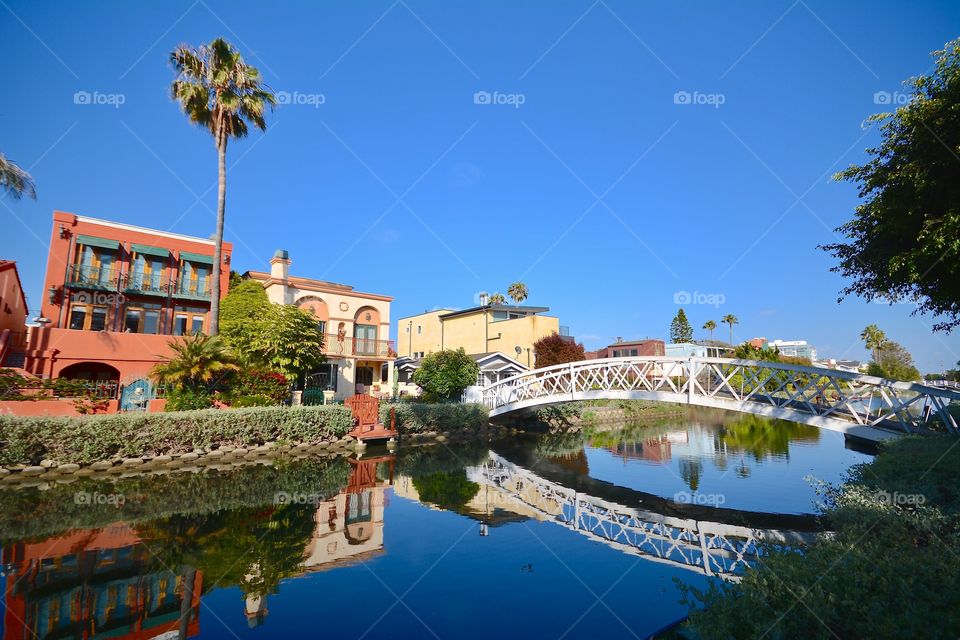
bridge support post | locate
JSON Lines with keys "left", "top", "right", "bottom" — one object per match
{"left": 688, "top": 357, "right": 697, "bottom": 405}
{"left": 570, "top": 362, "right": 576, "bottom": 402}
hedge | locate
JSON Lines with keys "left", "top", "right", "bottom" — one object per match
{"left": 0, "top": 404, "right": 354, "bottom": 466}
{"left": 380, "top": 402, "right": 489, "bottom": 433}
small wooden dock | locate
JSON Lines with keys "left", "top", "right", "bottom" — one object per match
{"left": 345, "top": 394, "right": 397, "bottom": 442}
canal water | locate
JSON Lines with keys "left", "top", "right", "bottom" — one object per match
{"left": 0, "top": 410, "right": 872, "bottom": 639}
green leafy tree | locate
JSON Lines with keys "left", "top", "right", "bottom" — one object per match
{"left": 821, "top": 39, "right": 960, "bottom": 332}
{"left": 412, "top": 470, "right": 480, "bottom": 510}
{"left": 0, "top": 154, "right": 36, "bottom": 200}
{"left": 721, "top": 314, "right": 739, "bottom": 345}
{"left": 219, "top": 279, "right": 271, "bottom": 360}
{"left": 412, "top": 348, "right": 480, "bottom": 401}
{"left": 507, "top": 282, "right": 529, "bottom": 305}
{"left": 533, "top": 332, "right": 585, "bottom": 368}
{"left": 487, "top": 292, "right": 506, "bottom": 305}
{"left": 703, "top": 319, "right": 717, "bottom": 341}
{"left": 252, "top": 305, "right": 325, "bottom": 382}
{"left": 670, "top": 308, "right": 694, "bottom": 343}
{"left": 867, "top": 340, "right": 921, "bottom": 381}
{"left": 170, "top": 38, "right": 276, "bottom": 336}
{"left": 151, "top": 333, "right": 240, "bottom": 389}
{"left": 860, "top": 324, "right": 887, "bottom": 363}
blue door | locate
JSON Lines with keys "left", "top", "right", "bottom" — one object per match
{"left": 120, "top": 378, "right": 152, "bottom": 412}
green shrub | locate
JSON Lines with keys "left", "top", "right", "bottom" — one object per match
{"left": 165, "top": 386, "right": 215, "bottom": 411}
{"left": 229, "top": 394, "right": 275, "bottom": 408}
{"left": 380, "top": 402, "right": 488, "bottom": 433}
{"left": 0, "top": 405, "right": 354, "bottom": 466}
{"left": 227, "top": 368, "right": 290, "bottom": 405}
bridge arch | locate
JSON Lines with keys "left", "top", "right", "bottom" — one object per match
{"left": 479, "top": 356, "right": 960, "bottom": 443}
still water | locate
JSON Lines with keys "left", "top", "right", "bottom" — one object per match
{"left": 0, "top": 411, "right": 872, "bottom": 639}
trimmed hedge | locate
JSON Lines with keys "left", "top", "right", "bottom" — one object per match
{"left": 0, "top": 404, "right": 353, "bottom": 466}
{"left": 381, "top": 402, "right": 489, "bottom": 433}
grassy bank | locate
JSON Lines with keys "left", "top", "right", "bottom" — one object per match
{"left": 680, "top": 435, "right": 960, "bottom": 638}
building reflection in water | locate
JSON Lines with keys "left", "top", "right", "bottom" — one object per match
{"left": 1, "top": 524, "right": 201, "bottom": 640}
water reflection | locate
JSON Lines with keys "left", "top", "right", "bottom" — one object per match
{"left": 0, "top": 415, "right": 863, "bottom": 638}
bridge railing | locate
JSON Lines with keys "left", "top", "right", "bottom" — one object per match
{"left": 479, "top": 356, "right": 960, "bottom": 434}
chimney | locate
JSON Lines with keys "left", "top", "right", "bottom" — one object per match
{"left": 270, "top": 249, "right": 290, "bottom": 282}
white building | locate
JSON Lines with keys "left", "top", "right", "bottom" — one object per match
{"left": 768, "top": 339, "right": 817, "bottom": 361}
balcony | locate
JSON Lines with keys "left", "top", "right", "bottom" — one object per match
{"left": 122, "top": 272, "right": 170, "bottom": 297}
{"left": 66, "top": 264, "right": 120, "bottom": 291}
{"left": 173, "top": 278, "right": 212, "bottom": 301}
{"left": 323, "top": 334, "right": 395, "bottom": 359}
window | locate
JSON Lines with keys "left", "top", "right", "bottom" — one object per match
{"left": 173, "top": 305, "right": 206, "bottom": 336}
{"left": 69, "top": 303, "right": 108, "bottom": 331}
{"left": 310, "top": 363, "right": 338, "bottom": 391}
{"left": 354, "top": 324, "right": 378, "bottom": 355}
{"left": 131, "top": 254, "right": 165, "bottom": 292}
{"left": 317, "top": 320, "right": 326, "bottom": 335}
{"left": 123, "top": 301, "right": 161, "bottom": 334}
{"left": 179, "top": 261, "right": 211, "bottom": 296}
{"left": 74, "top": 245, "right": 117, "bottom": 285}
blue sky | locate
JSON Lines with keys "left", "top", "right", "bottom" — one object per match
{"left": 2, "top": 0, "right": 959, "bottom": 372}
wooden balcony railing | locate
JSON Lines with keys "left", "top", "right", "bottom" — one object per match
{"left": 323, "top": 334, "right": 395, "bottom": 358}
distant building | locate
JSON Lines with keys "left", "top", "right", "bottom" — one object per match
{"left": 814, "top": 358, "right": 865, "bottom": 373}
{"left": 585, "top": 338, "right": 665, "bottom": 360}
{"left": 397, "top": 304, "right": 559, "bottom": 368}
{"left": 243, "top": 250, "right": 395, "bottom": 399}
{"left": 396, "top": 351, "right": 528, "bottom": 396}
{"left": 767, "top": 339, "right": 817, "bottom": 361}
{"left": 665, "top": 342, "right": 732, "bottom": 359}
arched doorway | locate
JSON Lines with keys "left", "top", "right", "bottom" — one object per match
{"left": 59, "top": 362, "right": 120, "bottom": 382}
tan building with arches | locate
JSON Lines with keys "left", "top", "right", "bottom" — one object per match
{"left": 244, "top": 250, "right": 395, "bottom": 400}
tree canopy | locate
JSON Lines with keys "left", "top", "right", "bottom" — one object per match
{"left": 867, "top": 340, "right": 921, "bottom": 381}
{"left": 412, "top": 348, "right": 480, "bottom": 402}
{"left": 821, "top": 39, "right": 960, "bottom": 332}
{"left": 533, "top": 332, "right": 585, "bottom": 368}
{"left": 670, "top": 308, "right": 694, "bottom": 343}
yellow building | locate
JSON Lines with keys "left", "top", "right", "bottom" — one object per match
{"left": 396, "top": 304, "right": 559, "bottom": 368}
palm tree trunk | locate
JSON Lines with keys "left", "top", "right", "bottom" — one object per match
{"left": 728, "top": 324, "right": 733, "bottom": 346}
{"left": 210, "top": 128, "right": 227, "bottom": 336}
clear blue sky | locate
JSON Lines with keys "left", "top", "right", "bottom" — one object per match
{"left": 2, "top": 0, "right": 959, "bottom": 372}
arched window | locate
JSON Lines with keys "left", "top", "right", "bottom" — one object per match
{"left": 297, "top": 296, "right": 329, "bottom": 334}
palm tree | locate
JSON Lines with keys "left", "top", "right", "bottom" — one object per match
{"left": 703, "top": 320, "right": 717, "bottom": 341}
{"left": 721, "top": 314, "right": 739, "bottom": 346}
{"left": 488, "top": 292, "right": 506, "bottom": 305}
{"left": 170, "top": 38, "right": 275, "bottom": 336}
{"left": 151, "top": 333, "right": 239, "bottom": 389}
{"left": 0, "top": 154, "right": 36, "bottom": 200}
{"left": 507, "top": 282, "right": 528, "bottom": 305}
{"left": 860, "top": 324, "right": 887, "bottom": 363}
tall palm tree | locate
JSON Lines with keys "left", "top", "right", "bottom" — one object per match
{"left": 703, "top": 320, "right": 717, "bottom": 341}
{"left": 151, "top": 333, "right": 239, "bottom": 389}
{"left": 0, "top": 154, "right": 36, "bottom": 200}
{"left": 860, "top": 324, "right": 887, "bottom": 363}
{"left": 488, "top": 292, "right": 506, "bottom": 305}
{"left": 170, "top": 38, "right": 275, "bottom": 336}
{"left": 507, "top": 282, "right": 528, "bottom": 305}
{"left": 721, "top": 314, "right": 739, "bottom": 346}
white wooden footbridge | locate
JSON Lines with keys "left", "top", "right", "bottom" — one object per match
{"left": 478, "top": 357, "right": 960, "bottom": 442}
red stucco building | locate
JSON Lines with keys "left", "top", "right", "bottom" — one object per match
{"left": 22, "top": 211, "right": 231, "bottom": 388}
